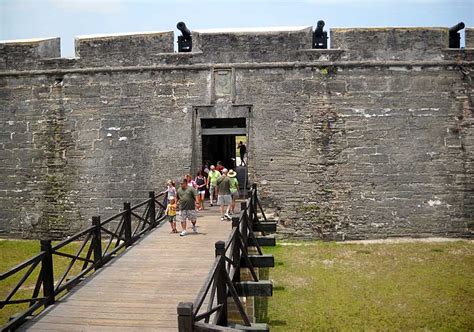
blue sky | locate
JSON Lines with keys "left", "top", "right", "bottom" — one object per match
{"left": 1, "top": 0, "right": 473, "bottom": 57}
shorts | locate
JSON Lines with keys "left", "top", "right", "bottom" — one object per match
{"left": 198, "top": 190, "right": 206, "bottom": 195}
{"left": 217, "top": 194, "right": 232, "bottom": 205}
{"left": 179, "top": 209, "right": 197, "bottom": 222}
{"left": 168, "top": 215, "right": 176, "bottom": 222}
{"left": 209, "top": 184, "right": 216, "bottom": 192}
{"left": 231, "top": 191, "right": 239, "bottom": 199}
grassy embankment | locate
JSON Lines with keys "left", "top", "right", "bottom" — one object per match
{"left": 2, "top": 239, "right": 473, "bottom": 330}
{"left": 0, "top": 240, "right": 94, "bottom": 326}
{"left": 259, "top": 240, "right": 474, "bottom": 331}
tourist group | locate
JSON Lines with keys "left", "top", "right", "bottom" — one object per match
{"left": 163, "top": 164, "right": 240, "bottom": 236}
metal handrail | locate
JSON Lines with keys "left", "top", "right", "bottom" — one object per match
{"left": 1, "top": 190, "right": 166, "bottom": 332}
{"left": 189, "top": 185, "right": 264, "bottom": 329}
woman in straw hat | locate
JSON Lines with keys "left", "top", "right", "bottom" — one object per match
{"left": 228, "top": 169, "right": 239, "bottom": 215}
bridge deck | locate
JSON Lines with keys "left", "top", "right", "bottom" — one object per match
{"left": 20, "top": 206, "right": 233, "bottom": 331}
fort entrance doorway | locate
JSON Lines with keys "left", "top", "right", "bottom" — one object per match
{"left": 193, "top": 105, "right": 252, "bottom": 193}
{"left": 201, "top": 118, "right": 248, "bottom": 190}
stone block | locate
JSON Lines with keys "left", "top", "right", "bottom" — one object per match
{"left": 466, "top": 28, "right": 474, "bottom": 48}
{"left": 193, "top": 26, "right": 313, "bottom": 62}
{"left": 74, "top": 31, "right": 174, "bottom": 65}
{"left": 0, "top": 37, "right": 60, "bottom": 70}
{"left": 330, "top": 27, "right": 449, "bottom": 60}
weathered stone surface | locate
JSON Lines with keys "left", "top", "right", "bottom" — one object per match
{"left": 75, "top": 31, "right": 174, "bottom": 66}
{"left": 193, "top": 26, "right": 313, "bottom": 62}
{"left": 331, "top": 28, "right": 449, "bottom": 60}
{"left": 466, "top": 28, "right": 474, "bottom": 49}
{"left": 0, "top": 37, "right": 60, "bottom": 70}
{"left": 0, "top": 25, "right": 472, "bottom": 240}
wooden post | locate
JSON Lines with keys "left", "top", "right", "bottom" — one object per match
{"left": 92, "top": 216, "right": 102, "bottom": 270}
{"left": 177, "top": 302, "right": 194, "bottom": 332}
{"left": 232, "top": 217, "right": 241, "bottom": 283}
{"left": 252, "top": 183, "right": 258, "bottom": 224}
{"left": 40, "top": 240, "right": 55, "bottom": 306}
{"left": 148, "top": 191, "right": 156, "bottom": 226}
{"left": 215, "top": 241, "right": 227, "bottom": 326}
{"left": 248, "top": 195, "right": 256, "bottom": 230}
{"left": 124, "top": 202, "right": 132, "bottom": 246}
{"left": 241, "top": 201, "right": 249, "bottom": 245}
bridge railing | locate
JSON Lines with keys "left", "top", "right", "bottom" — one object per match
{"left": 178, "top": 183, "right": 273, "bottom": 331}
{"left": 0, "top": 191, "right": 166, "bottom": 332}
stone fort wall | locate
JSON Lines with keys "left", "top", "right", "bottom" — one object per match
{"left": 0, "top": 26, "right": 472, "bottom": 239}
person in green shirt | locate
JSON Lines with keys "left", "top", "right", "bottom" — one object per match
{"left": 176, "top": 178, "right": 198, "bottom": 236}
{"left": 207, "top": 165, "right": 221, "bottom": 207}
{"left": 216, "top": 169, "right": 232, "bottom": 221}
{"left": 228, "top": 169, "right": 239, "bottom": 215}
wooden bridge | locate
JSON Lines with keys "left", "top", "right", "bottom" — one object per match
{"left": 1, "top": 185, "right": 276, "bottom": 331}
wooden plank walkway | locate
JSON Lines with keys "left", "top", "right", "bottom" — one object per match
{"left": 20, "top": 206, "right": 234, "bottom": 331}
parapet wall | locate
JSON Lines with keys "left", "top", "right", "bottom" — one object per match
{"left": 331, "top": 27, "right": 449, "bottom": 60}
{"left": 0, "top": 25, "right": 472, "bottom": 240}
{"left": 192, "top": 26, "right": 313, "bottom": 62}
{"left": 0, "top": 37, "right": 60, "bottom": 70}
{"left": 466, "top": 28, "right": 474, "bottom": 48}
{"left": 75, "top": 31, "right": 174, "bottom": 65}
{"left": 0, "top": 26, "right": 472, "bottom": 70}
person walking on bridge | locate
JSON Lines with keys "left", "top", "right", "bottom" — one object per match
{"left": 216, "top": 168, "right": 232, "bottom": 221}
{"left": 228, "top": 169, "right": 239, "bottom": 215}
{"left": 195, "top": 171, "right": 206, "bottom": 210}
{"left": 176, "top": 178, "right": 198, "bottom": 236}
{"left": 207, "top": 165, "right": 220, "bottom": 206}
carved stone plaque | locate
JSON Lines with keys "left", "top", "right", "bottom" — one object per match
{"left": 214, "top": 69, "right": 233, "bottom": 98}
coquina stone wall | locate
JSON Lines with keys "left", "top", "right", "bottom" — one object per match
{"left": 0, "top": 26, "right": 472, "bottom": 240}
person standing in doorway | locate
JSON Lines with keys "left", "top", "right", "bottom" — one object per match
{"left": 207, "top": 165, "right": 221, "bottom": 206}
{"left": 238, "top": 141, "right": 247, "bottom": 166}
{"left": 216, "top": 168, "right": 232, "bottom": 221}
{"left": 176, "top": 178, "right": 198, "bottom": 236}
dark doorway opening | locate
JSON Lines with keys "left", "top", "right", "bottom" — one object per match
{"left": 201, "top": 118, "right": 246, "bottom": 169}
{"left": 202, "top": 135, "right": 237, "bottom": 170}
{"left": 201, "top": 118, "right": 248, "bottom": 190}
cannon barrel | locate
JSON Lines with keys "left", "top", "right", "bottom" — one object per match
{"left": 177, "top": 22, "right": 191, "bottom": 39}
{"left": 316, "top": 20, "right": 325, "bottom": 33}
{"left": 448, "top": 22, "right": 465, "bottom": 48}
{"left": 449, "top": 22, "right": 465, "bottom": 33}
{"left": 176, "top": 21, "right": 192, "bottom": 52}
{"left": 313, "top": 19, "right": 328, "bottom": 49}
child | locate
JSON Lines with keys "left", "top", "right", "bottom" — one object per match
{"left": 165, "top": 196, "right": 178, "bottom": 233}
{"left": 163, "top": 180, "right": 176, "bottom": 208}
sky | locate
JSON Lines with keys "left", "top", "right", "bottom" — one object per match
{"left": 0, "top": 0, "right": 473, "bottom": 57}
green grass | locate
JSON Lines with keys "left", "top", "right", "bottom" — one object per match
{"left": 0, "top": 239, "right": 95, "bottom": 327}
{"left": 260, "top": 241, "right": 474, "bottom": 331}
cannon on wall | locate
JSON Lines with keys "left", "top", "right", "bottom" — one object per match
{"left": 177, "top": 21, "right": 192, "bottom": 52}
{"left": 313, "top": 20, "right": 328, "bottom": 49}
{"left": 449, "top": 22, "right": 465, "bottom": 48}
